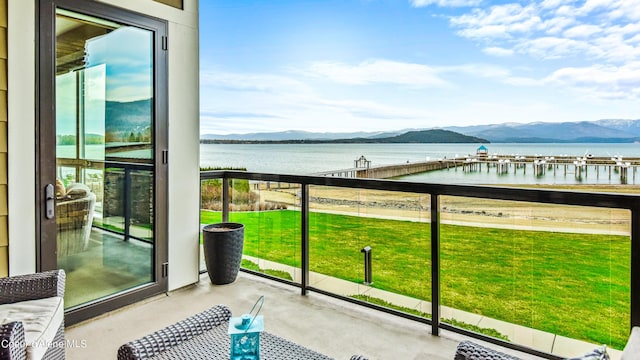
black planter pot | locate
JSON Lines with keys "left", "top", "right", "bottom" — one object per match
{"left": 202, "top": 222, "right": 245, "bottom": 285}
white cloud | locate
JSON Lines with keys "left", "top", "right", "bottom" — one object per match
{"left": 410, "top": 0, "right": 481, "bottom": 8}
{"left": 541, "top": 16, "right": 575, "bottom": 35}
{"left": 304, "top": 60, "right": 523, "bottom": 88}
{"left": 440, "top": 64, "right": 547, "bottom": 87}
{"left": 305, "top": 60, "right": 449, "bottom": 87}
{"left": 198, "top": 62, "right": 639, "bottom": 134}
{"left": 483, "top": 47, "right": 515, "bottom": 57}
{"left": 577, "top": 0, "right": 611, "bottom": 16}
{"left": 201, "top": 70, "right": 313, "bottom": 94}
{"left": 452, "top": 4, "right": 544, "bottom": 39}
{"left": 539, "top": 0, "right": 568, "bottom": 10}
{"left": 457, "top": 24, "right": 510, "bottom": 39}
{"left": 502, "top": 76, "right": 543, "bottom": 86}
{"left": 611, "top": 23, "right": 640, "bottom": 37}
{"left": 309, "top": 97, "right": 430, "bottom": 120}
{"left": 517, "top": 36, "right": 593, "bottom": 59}
{"left": 451, "top": 3, "right": 540, "bottom": 32}
{"left": 611, "top": 0, "right": 640, "bottom": 21}
{"left": 199, "top": 67, "right": 440, "bottom": 133}
{"left": 441, "top": 64, "right": 512, "bottom": 78}
{"left": 592, "top": 34, "right": 640, "bottom": 62}
{"left": 545, "top": 62, "right": 640, "bottom": 99}
{"left": 563, "top": 24, "right": 602, "bottom": 38}
{"left": 447, "top": 0, "right": 640, "bottom": 64}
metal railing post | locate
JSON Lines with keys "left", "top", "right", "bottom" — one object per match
{"left": 431, "top": 194, "right": 440, "bottom": 336}
{"left": 124, "top": 168, "right": 132, "bottom": 241}
{"left": 222, "top": 177, "right": 230, "bottom": 222}
{"left": 301, "top": 184, "right": 309, "bottom": 295}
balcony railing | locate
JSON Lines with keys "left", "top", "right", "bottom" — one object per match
{"left": 200, "top": 170, "right": 640, "bottom": 359}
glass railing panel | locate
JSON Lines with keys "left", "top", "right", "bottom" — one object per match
{"left": 309, "top": 185, "right": 431, "bottom": 319}
{"left": 439, "top": 195, "right": 631, "bottom": 356}
{"left": 231, "top": 179, "right": 301, "bottom": 283}
{"left": 199, "top": 177, "right": 301, "bottom": 283}
{"left": 199, "top": 177, "right": 223, "bottom": 272}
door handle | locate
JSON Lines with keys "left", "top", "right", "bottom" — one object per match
{"left": 45, "top": 184, "right": 55, "bottom": 219}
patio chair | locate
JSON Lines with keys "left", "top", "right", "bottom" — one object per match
{"left": 454, "top": 341, "right": 521, "bottom": 360}
{"left": 0, "top": 270, "right": 66, "bottom": 360}
{"left": 118, "top": 304, "right": 369, "bottom": 360}
{"left": 455, "top": 338, "right": 640, "bottom": 360}
{"left": 117, "top": 305, "right": 233, "bottom": 360}
{"left": 56, "top": 182, "right": 96, "bottom": 257}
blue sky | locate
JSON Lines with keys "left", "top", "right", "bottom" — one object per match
{"left": 199, "top": 0, "right": 640, "bottom": 135}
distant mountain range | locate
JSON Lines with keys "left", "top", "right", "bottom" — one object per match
{"left": 202, "top": 129, "right": 487, "bottom": 144}
{"left": 201, "top": 130, "right": 392, "bottom": 141}
{"left": 201, "top": 119, "right": 640, "bottom": 143}
{"left": 446, "top": 119, "right": 640, "bottom": 143}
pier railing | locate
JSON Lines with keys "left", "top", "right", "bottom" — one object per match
{"left": 200, "top": 170, "right": 640, "bottom": 359}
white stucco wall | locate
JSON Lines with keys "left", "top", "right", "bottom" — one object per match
{"left": 7, "top": 0, "right": 36, "bottom": 275}
{"left": 7, "top": 0, "right": 201, "bottom": 290}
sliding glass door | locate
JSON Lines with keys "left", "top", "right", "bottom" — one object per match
{"left": 38, "top": 0, "right": 168, "bottom": 324}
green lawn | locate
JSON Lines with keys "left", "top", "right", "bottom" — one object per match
{"left": 200, "top": 209, "right": 630, "bottom": 349}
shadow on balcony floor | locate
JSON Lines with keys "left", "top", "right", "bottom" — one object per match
{"left": 65, "top": 272, "right": 543, "bottom": 360}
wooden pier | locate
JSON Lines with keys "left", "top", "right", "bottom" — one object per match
{"left": 316, "top": 154, "right": 640, "bottom": 184}
{"left": 313, "top": 155, "right": 450, "bottom": 178}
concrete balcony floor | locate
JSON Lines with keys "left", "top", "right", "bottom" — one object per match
{"left": 66, "top": 272, "right": 543, "bottom": 360}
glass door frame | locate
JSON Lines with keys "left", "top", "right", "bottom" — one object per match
{"left": 36, "top": 0, "right": 168, "bottom": 325}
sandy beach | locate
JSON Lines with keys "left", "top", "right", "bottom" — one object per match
{"left": 255, "top": 184, "right": 634, "bottom": 235}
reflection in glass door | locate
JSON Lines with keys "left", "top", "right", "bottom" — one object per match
{"left": 54, "top": 9, "right": 156, "bottom": 309}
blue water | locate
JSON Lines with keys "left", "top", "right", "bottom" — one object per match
{"left": 199, "top": 143, "right": 640, "bottom": 185}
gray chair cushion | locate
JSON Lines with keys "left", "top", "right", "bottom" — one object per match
{"left": 0, "top": 297, "right": 64, "bottom": 360}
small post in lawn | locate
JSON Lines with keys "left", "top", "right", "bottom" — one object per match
{"left": 361, "top": 246, "right": 373, "bottom": 285}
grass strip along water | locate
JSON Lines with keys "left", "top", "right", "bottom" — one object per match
{"left": 200, "top": 209, "right": 630, "bottom": 349}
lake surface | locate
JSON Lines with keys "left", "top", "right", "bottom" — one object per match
{"left": 200, "top": 143, "right": 640, "bottom": 185}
